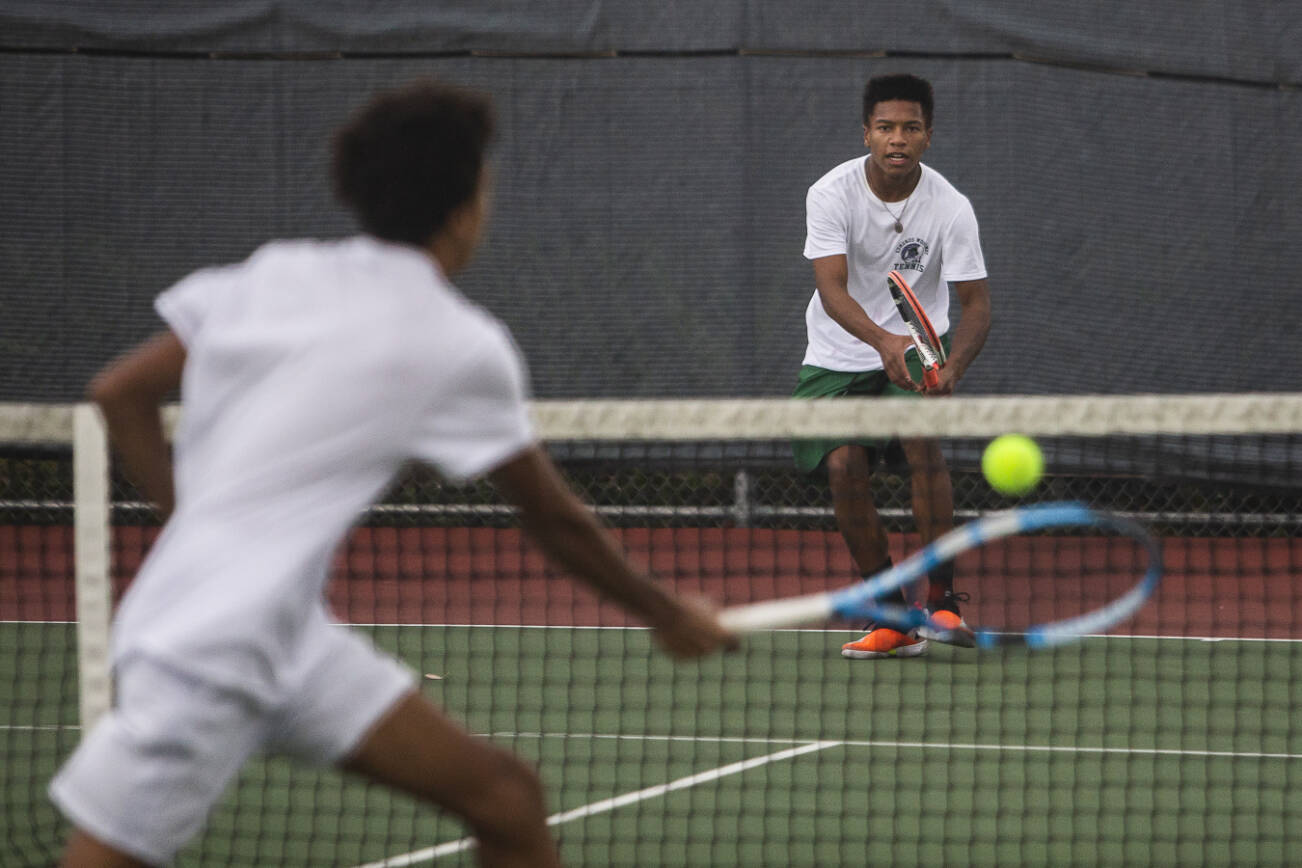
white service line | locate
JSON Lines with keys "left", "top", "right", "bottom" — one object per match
{"left": 341, "top": 623, "right": 1302, "bottom": 644}
{"left": 349, "top": 740, "right": 841, "bottom": 868}
{"left": 16, "top": 620, "right": 1302, "bottom": 644}
{"left": 502, "top": 731, "right": 1302, "bottom": 763}
{"left": 833, "top": 738, "right": 1302, "bottom": 761}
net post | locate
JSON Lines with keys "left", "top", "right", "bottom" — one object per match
{"left": 731, "top": 469, "right": 751, "bottom": 527}
{"left": 73, "top": 402, "right": 113, "bottom": 734}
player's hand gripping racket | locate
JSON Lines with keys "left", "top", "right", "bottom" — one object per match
{"left": 887, "top": 270, "right": 946, "bottom": 389}
{"left": 719, "top": 502, "right": 1163, "bottom": 649}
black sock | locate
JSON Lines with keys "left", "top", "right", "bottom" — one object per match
{"left": 927, "top": 563, "right": 955, "bottom": 606}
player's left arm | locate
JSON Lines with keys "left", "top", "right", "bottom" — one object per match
{"left": 87, "top": 330, "right": 186, "bottom": 519}
{"left": 428, "top": 328, "right": 736, "bottom": 659}
{"left": 931, "top": 278, "right": 990, "bottom": 396}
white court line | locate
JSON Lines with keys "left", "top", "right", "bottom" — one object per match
{"left": 349, "top": 740, "right": 841, "bottom": 868}
{"left": 348, "top": 727, "right": 1302, "bottom": 868}
{"left": 8, "top": 620, "right": 1302, "bottom": 643}
{"left": 496, "top": 731, "right": 1302, "bottom": 760}
{"left": 0, "top": 620, "right": 77, "bottom": 624}
{"left": 343, "top": 622, "right": 1302, "bottom": 644}
{"left": 828, "top": 738, "right": 1302, "bottom": 762}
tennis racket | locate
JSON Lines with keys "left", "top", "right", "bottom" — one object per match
{"left": 718, "top": 502, "right": 1163, "bottom": 650}
{"left": 887, "top": 270, "right": 946, "bottom": 389}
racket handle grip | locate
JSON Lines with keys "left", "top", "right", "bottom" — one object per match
{"left": 718, "top": 592, "right": 833, "bottom": 632}
{"left": 922, "top": 366, "right": 940, "bottom": 389}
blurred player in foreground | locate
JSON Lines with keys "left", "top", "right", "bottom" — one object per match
{"left": 793, "top": 73, "right": 991, "bottom": 658}
{"left": 50, "top": 80, "right": 736, "bottom": 868}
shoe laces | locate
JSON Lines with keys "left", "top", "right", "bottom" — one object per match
{"left": 930, "top": 590, "right": 970, "bottom": 614}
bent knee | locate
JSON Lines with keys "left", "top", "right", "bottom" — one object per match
{"left": 899, "top": 439, "right": 947, "bottom": 473}
{"left": 825, "top": 445, "right": 870, "bottom": 480}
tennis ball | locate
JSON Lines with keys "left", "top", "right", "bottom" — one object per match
{"left": 982, "top": 434, "right": 1043, "bottom": 496}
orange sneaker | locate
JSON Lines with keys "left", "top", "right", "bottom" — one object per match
{"left": 918, "top": 590, "right": 976, "bottom": 648}
{"left": 841, "top": 626, "right": 928, "bottom": 659}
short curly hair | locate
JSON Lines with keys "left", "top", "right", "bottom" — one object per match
{"left": 332, "top": 81, "right": 494, "bottom": 246}
{"left": 862, "top": 74, "right": 935, "bottom": 128}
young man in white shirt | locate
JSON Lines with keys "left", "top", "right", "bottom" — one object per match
{"left": 794, "top": 73, "right": 991, "bottom": 659}
{"left": 49, "top": 81, "right": 736, "bottom": 868}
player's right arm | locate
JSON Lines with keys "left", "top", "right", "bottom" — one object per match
{"left": 811, "top": 254, "right": 917, "bottom": 390}
{"left": 87, "top": 330, "right": 185, "bottom": 520}
{"left": 488, "top": 447, "right": 738, "bottom": 659}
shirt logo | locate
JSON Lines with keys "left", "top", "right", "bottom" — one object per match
{"left": 893, "top": 237, "right": 930, "bottom": 274}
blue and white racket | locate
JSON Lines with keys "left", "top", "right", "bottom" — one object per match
{"left": 719, "top": 502, "right": 1163, "bottom": 649}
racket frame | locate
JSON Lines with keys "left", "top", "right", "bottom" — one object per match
{"left": 718, "top": 501, "right": 1164, "bottom": 650}
{"left": 887, "top": 270, "right": 946, "bottom": 388}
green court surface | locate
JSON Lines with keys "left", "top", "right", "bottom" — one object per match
{"left": 4, "top": 623, "right": 1301, "bottom": 866}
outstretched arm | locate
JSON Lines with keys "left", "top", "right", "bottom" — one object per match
{"left": 489, "top": 446, "right": 737, "bottom": 658}
{"left": 86, "top": 331, "right": 186, "bottom": 520}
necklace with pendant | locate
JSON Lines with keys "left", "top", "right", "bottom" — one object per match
{"left": 881, "top": 195, "right": 910, "bottom": 233}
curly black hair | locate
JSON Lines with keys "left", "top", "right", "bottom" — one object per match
{"left": 862, "top": 74, "right": 935, "bottom": 128}
{"left": 332, "top": 81, "right": 494, "bottom": 246}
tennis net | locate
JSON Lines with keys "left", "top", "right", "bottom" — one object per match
{"left": 3, "top": 395, "right": 1301, "bottom": 866}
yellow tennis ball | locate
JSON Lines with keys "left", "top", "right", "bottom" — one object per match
{"left": 982, "top": 434, "right": 1043, "bottom": 496}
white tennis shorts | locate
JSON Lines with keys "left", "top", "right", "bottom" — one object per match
{"left": 48, "top": 626, "right": 414, "bottom": 866}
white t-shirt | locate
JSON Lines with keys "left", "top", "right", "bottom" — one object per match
{"left": 111, "top": 236, "right": 535, "bottom": 705}
{"left": 802, "top": 157, "right": 987, "bottom": 372}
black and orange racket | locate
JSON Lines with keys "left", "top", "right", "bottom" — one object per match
{"left": 887, "top": 270, "right": 946, "bottom": 389}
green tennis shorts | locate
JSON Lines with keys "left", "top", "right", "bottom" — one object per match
{"left": 791, "top": 336, "right": 951, "bottom": 474}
